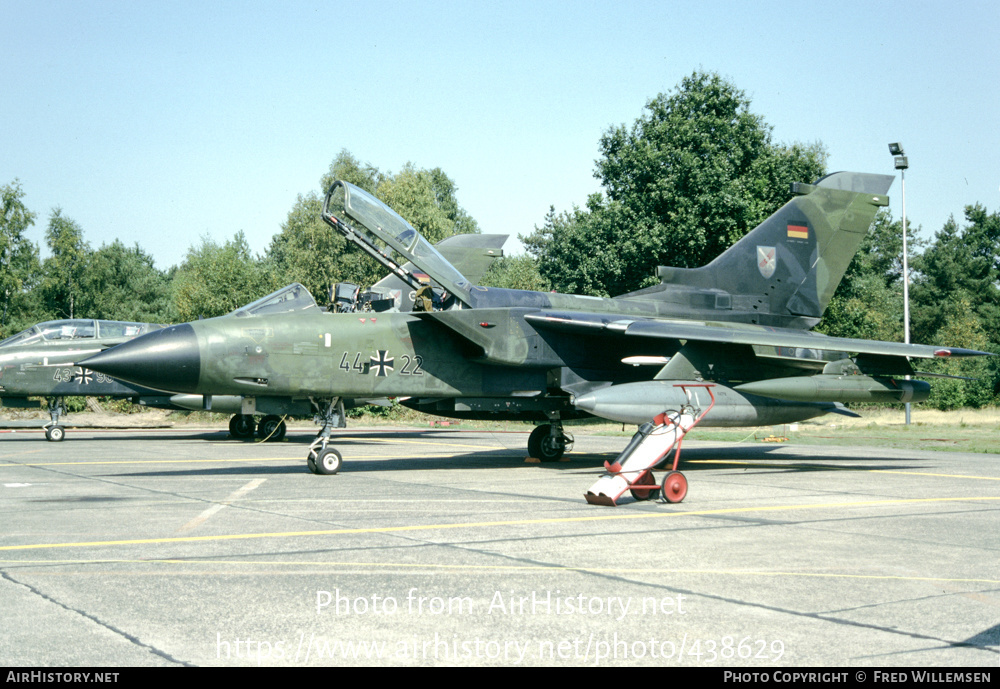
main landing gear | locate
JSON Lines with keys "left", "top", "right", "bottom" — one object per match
{"left": 228, "top": 414, "right": 287, "bottom": 441}
{"left": 307, "top": 398, "right": 346, "bottom": 475}
{"left": 527, "top": 418, "right": 574, "bottom": 462}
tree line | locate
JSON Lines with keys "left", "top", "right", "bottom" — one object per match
{"left": 3, "top": 71, "right": 997, "bottom": 409}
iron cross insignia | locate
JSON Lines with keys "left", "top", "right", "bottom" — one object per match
{"left": 73, "top": 367, "right": 94, "bottom": 385}
{"left": 369, "top": 350, "right": 394, "bottom": 377}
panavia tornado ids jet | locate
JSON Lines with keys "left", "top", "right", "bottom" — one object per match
{"left": 0, "top": 319, "right": 179, "bottom": 440}
{"left": 81, "top": 173, "right": 991, "bottom": 482}
{"left": 166, "top": 232, "right": 509, "bottom": 441}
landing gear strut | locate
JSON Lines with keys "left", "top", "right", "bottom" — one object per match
{"left": 307, "top": 398, "right": 346, "bottom": 474}
{"left": 528, "top": 417, "right": 573, "bottom": 462}
{"left": 44, "top": 398, "right": 67, "bottom": 442}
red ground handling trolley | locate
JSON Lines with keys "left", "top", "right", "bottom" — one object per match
{"left": 584, "top": 384, "right": 716, "bottom": 506}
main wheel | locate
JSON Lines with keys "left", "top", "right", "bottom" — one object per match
{"left": 45, "top": 425, "right": 65, "bottom": 442}
{"left": 229, "top": 414, "right": 256, "bottom": 439}
{"left": 629, "top": 471, "right": 660, "bottom": 501}
{"left": 313, "top": 448, "right": 342, "bottom": 475}
{"left": 257, "top": 415, "right": 286, "bottom": 441}
{"left": 528, "top": 425, "right": 566, "bottom": 462}
{"left": 660, "top": 470, "right": 688, "bottom": 503}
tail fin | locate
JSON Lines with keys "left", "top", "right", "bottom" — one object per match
{"left": 620, "top": 172, "right": 894, "bottom": 328}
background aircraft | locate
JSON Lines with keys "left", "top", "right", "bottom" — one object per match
{"left": 81, "top": 174, "right": 990, "bottom": 478}
{"left": 0, "top": 319, "right": 175, "bottom": 440}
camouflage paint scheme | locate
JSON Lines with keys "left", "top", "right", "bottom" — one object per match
{"left": 82, "top": 174, "right": 991, "bottom": 469}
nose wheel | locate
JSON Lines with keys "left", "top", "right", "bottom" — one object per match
{"left": 42, "top": 398, "right": 68, "bottom": 442}
{"left": 309, "top": 447, "right": 343, "bottom": 475}
{"left": 307, "top": 397, "right": 345, "bottom": 475}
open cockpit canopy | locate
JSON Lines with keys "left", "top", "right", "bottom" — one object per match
{"left": 322, "top": 181, "right": 472, "bottom": 305}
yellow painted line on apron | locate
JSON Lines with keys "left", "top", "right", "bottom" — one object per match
{"left": 0, "top": 454, "right": 459, "bottom": 468}
{"left": 689, "top": 459, "right": 1000, "bottom": 481}
{"left": 2, "top": 496, "right": 998, "bottom": 552}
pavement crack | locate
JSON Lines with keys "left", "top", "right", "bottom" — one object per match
{"left": 396, "top": 539, "right": 1000, "bottom": 658}
{"left": 0, "top": 570, "right": 195, "bottom": 666}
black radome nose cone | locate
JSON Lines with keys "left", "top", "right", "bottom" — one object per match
{"left": 79, "top": 323, "right": 201, "bottom": 393}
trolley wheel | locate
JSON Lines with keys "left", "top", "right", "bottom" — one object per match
{"left": 660, "top": 470, "right": 688, "bottom": 503}
{"left": 313, "top": 448, "right": 342, "bottom": 475}
{"left": 45, "top": 425, "right": 65, "bottom": 442}
{"left": 629, "top": 471, "right": 659, "bottom": 501}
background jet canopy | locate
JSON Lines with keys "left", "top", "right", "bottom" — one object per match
{"left": 0, "top": 319, "right": 152, "bottom": 347}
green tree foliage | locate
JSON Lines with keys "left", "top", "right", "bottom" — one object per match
{"left": 522, "top": 71, "right": 827, "bottom": 296}
{"left": 319, "top": 149, "right": 382, "bottom": 193}
{"left": 479, "top": 254, "right": 550, "bottom": 291}
{"left": 39, "top": 208, "right": 90, "bottom": 320}
{"left": 0, "top": 180, "right": 42, "bottom": 334}
{"left": 270, "top": 150, "right": 479, "bottom": 299}
{"left": 77, "top": 241, "right": 172, "bottom": 323}
{"left": 920, "top": 297, "right": 997, "bottom": 410}
{"left": 427, "top": 167, "right": 480, "bottom": 237}
{"left": 908, "top": 205, "right": 1000, "bottom": 409}
{"left": 520, "top": 204, "right": 601, "bottom": 295}
{"left": 911, "top": 204, "right": 1000, "bottom": 345}
{"left": 268, "top": 186, "right": 363, "bottom": 306}
{"left": 172, "top": 232, "right": 281, "bottom": 321}
{"left": 377, "top": 164, "right": 477, "bottom": 245}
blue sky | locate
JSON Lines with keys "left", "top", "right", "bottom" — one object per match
{"left": 3, "top": 0, "right": 998, "bottom": 270}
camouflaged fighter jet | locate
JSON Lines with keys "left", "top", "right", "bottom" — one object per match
{"left": 0, "top": 319, "right": 177, "bottom": 440}
{"left": 166, "top": 232, "right": 509, "bottom": 442}
{"left": 80, "top": 174, "right": 992, "bottom": 477}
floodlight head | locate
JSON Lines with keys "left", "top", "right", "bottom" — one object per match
{"left": 893, "top": 155, "right": 909, "bottom": 170}
{"left": 888, "top": 142, "right": 904, "bottom": 156}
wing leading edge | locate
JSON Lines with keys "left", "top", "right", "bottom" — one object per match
{"left": 523, "top": 311, "right": 993, "bottom": 360}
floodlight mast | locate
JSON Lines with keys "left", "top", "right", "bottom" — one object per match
{"left": 889, "top": 142, "right": 911, "bottom": 425}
